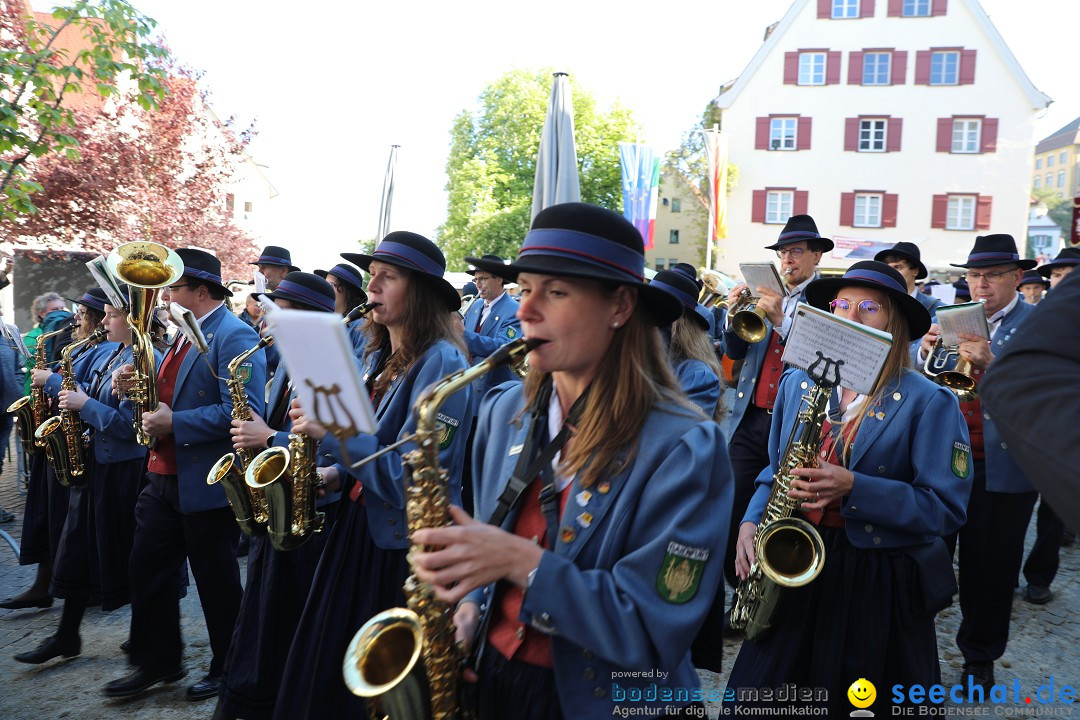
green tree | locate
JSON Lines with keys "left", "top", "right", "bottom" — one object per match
{"left": 439, "top": 69, "right": 638, "bottom": 269}
{"left": 1031, "top": 187, "right": 1074, "bottom": 232}
{"left": 0, "top": 0, "right": 167, "bottom": 218}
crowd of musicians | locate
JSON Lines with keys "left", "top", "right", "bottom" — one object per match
{"left": 0, "top": 202, "right": 1075, "bottom": 719}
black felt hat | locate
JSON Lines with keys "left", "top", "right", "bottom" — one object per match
{"left": 466, "top": 255, "right": 506, "bottom": 277}
{"left": 804, "top": 260, "right": 931, "bottom": 338}
{"left": 1036, "top": 247, "right": 1080, "bottom": 279}
{"left": 671, "top": 262, "right": 704, "bottom": 293}
{"left": 874, "top": 241, "right": 928, "bottom": 280}
{"left": 264, "top": 272, "right": 336, "bottom": 313}
{"left": 251, "top": 245, "right": 300, "bottom": 272}
{"left": 1020, "top": 270, "right": 1051, "bottom": 288}
{"left": 67, "top": 287, "right": 111, "bottom": 313}
{"left": 176, "top": 248, "right": 233, "bottom": 297}
{"left": 342, "top": 231, "right": 460, "bottom": 311}
{"left": 764, "top": 214, "right": 834, "bottom": 253}
{"left": 950, "top": 234, "right": 1036, "bottom": 271}
{"left": 650, "top": 270, "right": 709, "bottom": 331}
{"left": 316, "top": 263, "right": 367, "bottom": 297}
{"left": 466, "top": 202, "right": 682, "bottom": 325}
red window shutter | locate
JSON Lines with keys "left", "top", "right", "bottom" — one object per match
{"left": 784, "top": 52, "right": 799, "bottom": 84}
{"left": 959, "top": 49, "right": 976, "bottom": 84}
{"left": 756, "top": 117, "right": 770, "bottom": 150}
{"left": 818, "top": 0, "right": 831, "bottom": 17}
{"left": 975, "top": 195, "right": 992, "bottom": 229}
{"left": 936, "top": 118, "right": 953, "bottom": 152}
{"left": 840, "top": 192, "right": 856, "bottom": 227}
{"left": 752, "top": 190, "right": 767, "bottom": 223}
{"left": 981, "top": 118, "right": 998, "bottom": 153}
{"left": 887, "top": 0, "right": 902, "bottom": 16}
{"left": 797, "top": 117, "right": 813, "bottom": 150}
{"left": 915, "top": 51, "right": 931, "bottom": 84}
{"left": 887, "top": 117, "right": 903, "bottom": 152}
{"left": 845, "top": 117, "right": 860, "bottom": 151}
{"left": 932, "top": 0, "right": 948, "bottom": 15}
{"left": 848, "top": 51, "right": 864, "bottom": 84}
{"left": 860, "top": 0, "right": 874, "bottom": 17}
{"left": 882, "top": 194, "right": 898, "bottom": 227}
{"left": 931, "top": 195, "right": 948, "bottom": 229}
{"left": 891, "top": 50, "right": 908, "bottom": 84}
{"left": 794, "top": 191, "right": 809, "bottom": 216}
{"left": 826, "top": 51, "right": 842, "bottom": 84}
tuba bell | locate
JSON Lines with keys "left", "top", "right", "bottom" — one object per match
{"left": 699, "top": 270, "right": 727, "bottom": 309}
{"left": 107, "top": 241, "right": 184, "bottom": 446}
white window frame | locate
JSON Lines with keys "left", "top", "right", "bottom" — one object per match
{"left": 798, "top": 52, "right": 827, "bottom": 86}
{"left": 1046, "top": 173, "right": 1053, "bottom": 187}
{"left": 1047, "top": 154, "right": 1055, "bottom": 167}
{"left": 929, "top": 51, "right": 959, "bottom": 85}
{"left": 669, "top": 229, "right": 680, "bottom": 244}
{"left": 769, "top": 117, "right": 798, "bottom": 150}
{"left": 1034, "top": 176, "right": 1042, "bottom": 189}
{"left": 1036, "top": 158, "right": 1043, "bottom": 170}
{"left": 1058, "top": 170, "right": 1065, "bottom": 189}
{"left": 832, "top": 0, "right": 859, "bottom": 18}
{"left": 671, "top": 198, "right": 681, "bottom": 213}
{"left": 854, "top": 194, "right": 883, "bottom": 228}
{"left": 902, "top": 0, "right": 931, "bottom": 16}
{"left": 946, "top": 195, "right": 976, "bottom": 231}
{"left": 1060, "top": 151, "right": 1068, "bottom": 164}
{"left": 859, "top": 118, "right": 887, "bottom": 152}
{"left": 765, "top": 191, "right": 794, "bottom": 224}
{"left": 951, "top": 118, "right": 981, "bottom": 154}
{"left": 863, "top": 52, "right": 891, "bottom": 85}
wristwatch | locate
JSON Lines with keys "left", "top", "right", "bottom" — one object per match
{"left": 526, "top": 566, "right": 539, "bottom": 589}
{"left": 265, "top": 432, "right": 276, "bottom": 448}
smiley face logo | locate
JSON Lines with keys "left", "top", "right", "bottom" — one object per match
{"left": 847, "top": 678, "right": 876, "bottom": 709}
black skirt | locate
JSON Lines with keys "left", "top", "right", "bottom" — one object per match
{"left": 272, "top": 495, "right": 409, "bottom": 720}
{"left": 723, "top": 526, "right": 940, "bottom": 717}
{"left": 220, "top": 503, "right": 336, "bottom": 720}
{"left": 18, "top": 451, "right": 70, "bottom": 566}
{"left": 51, "top": 456, "right": 144, "bottom": 610}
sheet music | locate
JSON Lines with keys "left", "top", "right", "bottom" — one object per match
{"left": 782, "top": 303, "right": 893, "bottom": 395}
{"left": 928, "top": 285, "right": 956, "bottom": 305}
{"left": 254, "top": 271, "right": 267, "bottom": 295}
{"left": 936, "top": 302, "right": 989, "bottom": 346}
{"left": 86, "top": 255, "right": 128, "bottom": 311}
{"left": 266, "top": 309, "right": 377, "bottom": 438}
{"left": 168, "top": 302, "right": 209, "bottom": 353}
{"left": 2, "top": 322, "right": 29, "bottom": 361}
{"left": 739, "top": 263, "right": 784, "bottom": 297}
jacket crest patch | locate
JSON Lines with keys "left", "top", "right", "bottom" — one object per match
{"left": 951, "top": 441, "right": 970, "bottom": 479}
{"left": 656, "top": 541, "right": 708, "bottom": 604}
{"left": 237, "top": 362, "right": 253, "bottom": 385}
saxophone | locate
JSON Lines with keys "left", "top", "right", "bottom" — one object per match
{"left": 728, "top": 356, "right": 837, "bottom": 641}
{"left": 207, "top": 336, "right": 273, "bottom": 535}
{"left": 7, "top": 323, "right": 74, "bottom": 453}
{"left": 245, "top": 429, "right": 322, "bottom": 551}
{"left": 343, "top": 336, "right": 541, "bottom": 720}
{"left": 35, "top": 328, "right": 108, "bottom": 488}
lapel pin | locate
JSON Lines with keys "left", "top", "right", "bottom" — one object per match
{"left": 576, "top": 512, "right": 593, "bottom": 528}
{"left": 576, "top": 490, "right": 592, "bottom": 507}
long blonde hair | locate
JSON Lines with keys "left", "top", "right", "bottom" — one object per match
{"left": 838, "top": 295, "right": 912, "bottom": 462}
{"left": 521, "top": 285, "right": 699, "bottom": 488}
{"left": 364, "top": 269, "right": 467, "bottom": 398}
{"left": 669, "top": 313, "right": 726, "bottom": 421}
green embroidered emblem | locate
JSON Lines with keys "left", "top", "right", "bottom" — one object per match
{"left": 506, "top": 327, "right": 517, "bottom": 339}
{"left": 435, "top": 413, "right": 460, "bottom": 450}
{"left": 237, "top": 362, "right": 253, "bottom": 385}
{"left": 951, "top": 441, "right": 970, "bottom": 479}
{"left": 656, "top": 541, "right": 708, "bottom": 604}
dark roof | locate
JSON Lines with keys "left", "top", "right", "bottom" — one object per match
{"left": 1036, "top": 116, "right": 1080, "bottom": 154}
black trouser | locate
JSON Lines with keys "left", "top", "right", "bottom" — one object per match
{"left": 1023, "top": 498, "right": 1065, "bottom": 588}
{"left": 128, "top": 472, "right": 242, "bottom": 675}
{"left": 947, "top": 460, "right": 1037, "bottom": 664}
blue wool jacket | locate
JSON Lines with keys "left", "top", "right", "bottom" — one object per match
{"left": 79, "top": 344, "right": 162, "bottom": 463}
{"left": 462, "top": 293, "right": 522, "bottom": 414}
{"left": 674, "top": 358, "right": 721, "bottom": 419}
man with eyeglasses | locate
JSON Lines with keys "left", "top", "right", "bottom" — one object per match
{"left": 916, "top": 234, "right": 1037, "bottom": 693}
{"left": 693, "top": 215, "right": 832, "bottom": 669}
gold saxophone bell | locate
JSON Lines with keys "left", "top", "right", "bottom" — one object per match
{"left": 923, "top": 337, "right": 978, "bottom": 399}
{"left": 729, "top": 288, "right": 769, "bottom": 343}
{"left": 343, "top": 608, "right": 429, "bottom": 717}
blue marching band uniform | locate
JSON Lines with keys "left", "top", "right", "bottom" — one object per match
{"left": 1, "top": 216, "right": 1063, "bottom": 719}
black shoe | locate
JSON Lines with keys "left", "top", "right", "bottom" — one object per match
{"left": 0, "top": 594, "right": 54, "bottom": 610}
{"left": 104, "top": 666, "right": 187, "bottom": 698}
{"left": 14, "top": 635, "right": 80, "bottom": 664}
{"left": 187, "top": 674, "right": 223, "bottom": 701}
{"left": 1025, "top": 584, "right": 1053, "bottom": 604}
{"left": 961, "top": 661, "right": 994, "bottom": 692}
{"left": 120, "top": 639, "right": 131, "bottom": 655}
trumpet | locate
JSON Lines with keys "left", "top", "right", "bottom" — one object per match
{"left": 699, "top": 270, "right": 727, "bottom": 309}
{"left": 923, "top": 337, "right": 977, "bottom": 401}
{"left": 728, "top": 288, "right": 769, "bottom": 343}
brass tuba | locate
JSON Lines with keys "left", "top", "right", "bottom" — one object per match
{"left": 107, "top": 241, "right": 184, "bottom": 446}
{"left": 342, "top": 337, "right": 541, "bottom": 720}
{"left": 699, "top": 270, "right": 727, "bottom": 309}
{"left": 207, "top": 336, "right": 273, "bottom": 535}
{"left": 244, "top": 430, "right": 323, "bottom": 551}
{"left": 35, "top": 327, "right": 108, "bottom": 487}
{"left": 8, "top": 323, "right": 72, "bottom": 452}
{"left": 729, "top": 355, "right": 835, "bottom": 640}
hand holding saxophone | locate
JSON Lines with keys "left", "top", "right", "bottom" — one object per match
{"left": 141, "top": 402, "right": 172, "bottom": 437}
{"left": 788, "top": 460, "right": 854, "bottom": 508}
{"left": 411, "top": 505, "right": 543, "bottom": 605}
{"left": 288, "top": 398, "right": 326, "bottom": 440}
{"left": 30, "top": 368, "right": 51, "bottom": 388}
{"left": 58, "top": 387, "right": 89, "bottom": 412}
{"left": 230, "top": 413, "right": 272, "bottom": 450}
{"left": 734, "top": 522, "right": 758, "bottom": 581}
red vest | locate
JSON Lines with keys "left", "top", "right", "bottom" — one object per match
{"left": 752, "top": 331, "right": 785, "bottom": 411}
{"left": 147, "top": 340, "right": 191, "bottom": 475}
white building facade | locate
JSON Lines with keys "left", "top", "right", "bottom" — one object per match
{"left": 712, "top": 0, "right": 1050, "bottom": 276}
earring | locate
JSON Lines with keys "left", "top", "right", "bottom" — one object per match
{"left": 611, "top": 321, "right": 620, "bottom": 329}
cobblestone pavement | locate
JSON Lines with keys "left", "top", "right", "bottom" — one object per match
{"left": 2, "top": 437, "right": 1077, "bottom": 720}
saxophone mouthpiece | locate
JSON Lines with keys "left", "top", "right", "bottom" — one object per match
{"left": 523, "top": 337, "right": 548, "bottom": 352}
{"left": 345, "top": 302, "right": 380, "bottom": 323}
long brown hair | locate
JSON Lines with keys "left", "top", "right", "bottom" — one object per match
{"left": 838, "top": 294, "right": 912, "bottom": 462}
{"left": 364, "top": 268, "right": 467, "bottom": 398}
{"left": 669, "top": 313, "right": 726, "bottom": 421}
{"left": 521, "top": 285, "right": 700, "bottom": 488}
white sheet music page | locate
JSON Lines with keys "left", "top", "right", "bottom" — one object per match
{"left": 782, "top": 303, "right": 893, "bottom": 395}
{"left": 266, "top": 309, "right": 377, "bottom": 437}
{"left": 936, "top": 302, "right": 990, "bottom": 346}
{"left": 739, "top": 262, "right": 784, "bottom": 297}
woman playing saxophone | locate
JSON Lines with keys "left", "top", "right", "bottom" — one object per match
{"left": 725, "top": 261, "right": 972, "bottom": 717}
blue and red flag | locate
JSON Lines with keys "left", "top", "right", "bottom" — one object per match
{"left": 619, "top": 142, "right": 660, "bottom": 249}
